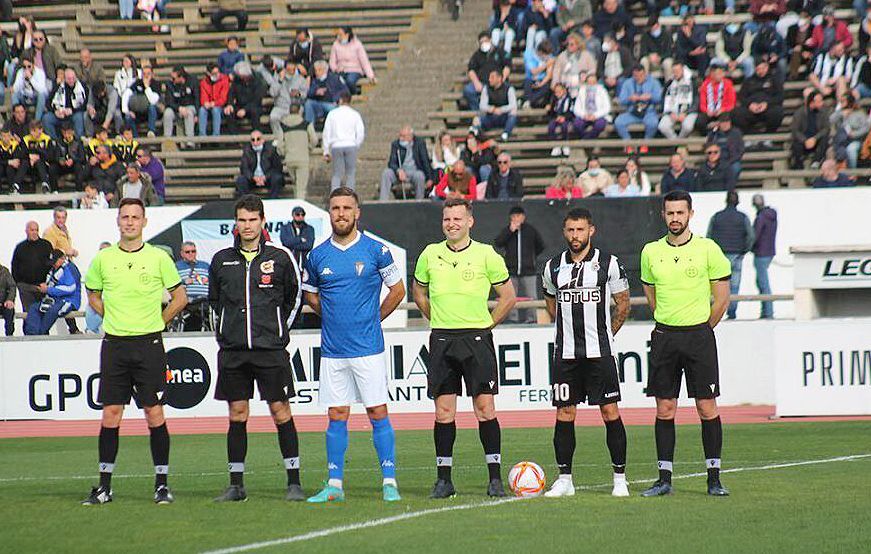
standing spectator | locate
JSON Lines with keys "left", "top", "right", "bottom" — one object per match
{"left": 89, "top": 144, "right": 125, "bottom": 196}
{"left": 55, "top": 123, "right": 87, "bottom": 191}
{"left": 322, "top": 93, "right": 364, "bottom": 191}
{"left": 236, "top": 130, "right": 284, "bottom": 198}
{"left": 490, "top": 0, "right": 521, "bottom": 55}
{"left": 809, "top": 41, "right": 853, "bottom": 99}
{"left": 494, "top": 206, "right": 544, "bottom": 323}
{"left": 659, "top": 62, "right": 699, "bottom": 139}
{"left": 614, "top": 65, "right": 663, "bottom": 149}
{"left": 288, "top": 28, "right": 325, "bottom": 78}
{"left": 523, "top": 40, "right": 554, "bottom": 108}
{"left": 733, "top": 60, "right": 785, "bottom": 136}
{"left": 43, "top": 67, "right": 87, "bottom": 139}
{"left": 279, "top": 206, "right": 315, "bottom": 269}
{"left": 217, "top": 36, "right": 246, "bottom": 75}
{"left": 807, "top": 6, "right": 852, "bottom": 55}
{"left": 473, "top": 70, "right": 518, "bottom": 142}
{"left": 786, "top": 11, "right": 815, "bottom": 80}
{"left": 486, "top": 152, "right": 524, "bottom": 199}
{"left": 576, "top": 156, "right": 611, "bottom": 196}
{"left": 707, "top": 112, "right": 744, "bottom": 182}
{"left": 460, "top": 131, "right": 496, "bottom": 186}
{"left": 122, "top": 64, "right": 161, "bottom": 137}
{"left": 85, "top": 81, "right": 122, "bottom": 137}
{"left": 674, "top": 15, "right": 710, "bottom": 77}
{"left": 713, "top": 20, "right": 754, "bottom": 77}
{"left": 11, "top": 220, "right": 52, "bottom": 312}
{"left": 592, "top": 0, "right": 635, "bottom": 42}
{"left": 697, "top": 143, "right": 734, "bottom": 191}
{"left": 547, "top": 82, "right": 575, "bottom": 150}
{"left": 811, "top": 159, "right": 854, "bottom": 188}
{"left": 199, "top": 63, "right": 230, "bottom": 136}
{"left": 553, "top": 33, "right": 597, "bottom": 98}
{"left": 23, "top": 121, "right": 56, "bottom": 193}
{"left": 303, "top": 60, "right": 349, "bottom": 125}
{"left": 111, "top": 163, "right": 159, "bottom": 207}
{"left": 639, "top": 15, "right": 674, "bottom": 82}
{"left": 697, "top": 62, "right": 737, "bottom": 132}
{"left": 707, "top": 190, "right": 754, "bottom": 320}
{"left": 136, "top": 147, "right": 166, "bottom": 203}
{"left": 660, "top": 152, "right": 698, "bottom": 193}
{"left": 789, "top": 91, "right": 829, "bottom": 168}
{"left": 23, "top": 250, "right": 81, "bottom": 336}
{"left": 280, "top": 112, "right": 312, "bottom": 198}
{"left": 434, "top": 159, "right": 477, "bottom": 201}
{"left": 830, "top": 95, "right": 870, "bottom": 169}
{"left": 7, "top": 103, "right": 31, "bottom": 141}
{"left": 211, "top": 0, "right": 248, "bottom": 32}
{"left": 464, "top": 32, "right": 509, "bottom": 111}
{"left": 751, "top": 193, "right": 776, "bottom": 319}
{"left": 604, "top": 169, "right": 641, "bottom": 197}
{"left": 571, "top": 73, "right": 610, "bottom": 140}
{"left": 11, "top": 58, "right": 48, "bottom": 121}
{"left": 163, "top": 65, "right": 199, "bottom": 142}
{"left": 0, "top": 126, "right": 27, "bottom": 193}
{"left": 549, "top": 0, "right": 591, "bottom": 52}
{"left": 545, "top": 164, "right": 584, "bottom": 199}
{"left": 626, "top": 156, "right": 651, "bottom": 195}
{"left": 379, "top": 125, "right": 433, "bottom": 200}
{"left": 0, "top": 259, "right": 14, "bottom": 336}
{"left": 268, "top": 62, "right": 307, "bottom": 141}
{"left": 175, "top": 241, "right": 211, "bottom": 331}
{"left": 329, "top": 27, "right": 376, "bottom": 95}
{"left": 224, "top": 61, "right": 266, "bottom": 133}
{"left": 23, "top": 31, "right": 63, "bottom": 85}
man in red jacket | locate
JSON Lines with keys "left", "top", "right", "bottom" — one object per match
{"left": 199, "top": 63, "right": 230, "bottom": 136}
{"left": 697, "top": 62, "right": 736, "bottom": 132}
{"left": 807, "top": 6, "right": 853, "bottom": 55}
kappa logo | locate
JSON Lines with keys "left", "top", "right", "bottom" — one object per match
{"left": 381, "top": 460, "right": 395, "bottom": 468}
{"left": 381, "top": 245, "right": 389, "bottom": 255}
{"left": 321, "top": 267, "right": 333, "bottom": 276}
{"left": 355, "top": 261, "right": 365, "bottom": 276}
{"left": 260, "top": 260, "right": 275, "bottom": 274}
{"left": 327, "top": 462, "right": 338, "bottom": 470}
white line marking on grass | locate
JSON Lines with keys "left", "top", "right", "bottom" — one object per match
{"left": 201, "top": 453, "right": 871, "bottom": 554}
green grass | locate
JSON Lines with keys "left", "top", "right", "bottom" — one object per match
{"left": 1, "top": 421, "right": 870, "bottom": 553}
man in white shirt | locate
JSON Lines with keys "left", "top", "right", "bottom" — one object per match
{"left": 322, "top": 92, "right": 365, "bottom": 191}
{"left": 12, "top": 59, "right": 49, "bottom": 121}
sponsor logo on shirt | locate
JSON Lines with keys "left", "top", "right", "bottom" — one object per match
{"left": 558, "top": 287, "right": 602, "bottom": 303}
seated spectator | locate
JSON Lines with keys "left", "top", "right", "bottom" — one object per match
{"left": 199, "top": 63, "right": 230, "bottom": 136}
{"left": 23, "top": 121, "right": 55, "bottom": 193}
{"left": 733, "top": 60, "right": 784, "bottom": 139}
{"left": 525, "top": 0, "right": 555, "bottom": 51}
{"left": 464, "top": 32, "right": 509, "bottom": 111}
{"left": 435, "top": 159, "right": 477, "bottom": 201}
{"left": 473, "top": 70, "right": 518, "bottom": 142}
{"left": 707, "top": 112, "right": 745, "bottom": 184}
{"left": 571, "top": 73, "right": 610, "bottom": 140}
{"left": 256, "top": 54, "right": 285, "bottom": 88}
{"left": 811, "top": 159, "right": 854, "bottom": 187}
{"left": 547, "top": 82, "right": 575, "bottom": 150}
{"left": 113, "top": 54, "right": 141, "bottom": 103}
{"left": 303, "top": 60, "right": 349, "bottom": 125}
{"left": 549, "top": 0, "right": 591, "bottom": 52}
{"left": 432, "top": 130, "right": 461, "bottom": 179}
{"left": 580, "top": 20, "right": 602, "bottom": 59}
{"left": 224, "top": 61, "right": 266, "bottom": 133}
{"left": 0, "top": 126, "right": 26, "bottom": 194}
{"left": 697, "top": 62, "right": 737, "bottom": 131}
{"left": 614, "top": 64, "right": 663, "bottom": 148}
{"left": 43, "top": 68, "right": 87, "bottom": 139}
{"left": 119, "top": 0, "right": 135, "bottom": 19}
{"left": 23, "top": 250, "right": 80, "bottom": 336}
{"left": 89, "top": 144, "right": 125, "bottom": 195}
{"left": 789, "top": 90, "right": 830, "bottom": 168}
{"left": 268, "top": 62, "right": 308, "bottom": 141}
{"left": 50, "top": 65, "right": 66, "bottom": 99}
{"left": 830, "top": 95, "right": 870, "bottom": 169}
{"left": 490, "top": 0, "right": 520, "bottom": 55}
{"left": 175, "top": 241, "right": 211, "bottom": 331}
{"left": 288, "top": 28, "right": 325, "bottom": 78}
{"left": 135, "top": 146, "right": 166, "bottom": 203}
{"left": 545, "top": 164, "right": 583, "bottom": 199}
{"left": 851, "top": 43, "right": 871, "bottom": 99}
{"left": 674, "top": 15, "right": 709, "bottom": 77}
{"left": 486, "top": 152, "right": 524, "bottom": 199}
{"left": 714, "top": 20, "right": 754, "bottom": 78}
{"left": 576, "top": 156, "right": 611, "bottom": 196}
{"left": 86, "top": 127, "right": 113, "bottom": 160}
{"left": 322, "top": 93, "right": 364, "bottom": 191}
{"left": 749, "top": 0, "right": 786, "bottom": 32}
{"left": 460, "top": 131, "right": 496, "bottom": 185}
{"left": 11, "top": 58, "right": 48, "bottom": 121}
{"left": 80, "top": 182, "right": 109, "bottom": 209}
{"left": 236, "top": 130, "right": 284, "bottom": 198}
{"left": 750, "top": 22, "right": 788, "bottom": 77}
{"left": 597, "top": 33, "right": 634, "bottom": 92}
{"left": 807, "top": 6, "right": 852, "bottom": 55}
{"left": 786, "top": 11, "right": 816, "bottom": 80}
{"left": 625, "top": 156, "right": 651, "bottom": 194}
{"left": 112, "top": 162, "right": 158, "bottom": 207}
{"left": 330, "top": 26, "right": 376, "bottom": 95}
{"left": 8, "top": 104, "right": 32, "bottom": 141}
{"left": 861, "top": 4, "right": 871, "bottom": 53}
{"left": 137, "top": 0, "right": 162, "bottom": 30}
{"left": 113, "top": 125, "right": 139, "bottom": 164}
{"left": 809, "top": 41, "right": 853, "bottom": 99}
{"left": 553, "top": 33, "right": 597, "bottom": 98}
{"left": 697, "top": 143, "right": 733, "bottom": 191}
{"left": 660, "top": 152, "right": 698, "bottom": 193}
{"left": 659, "top": 62, "right": 699, "bottom": 139}
{"left": 23, "top": 31, "right": 62, "bottom": 88}
{"left": 639, "top": 15, "right": 674, "bottom": 82}
{"left": 211, "top": 0, "right": 248, "bottom": 32}
{"left": 163, "top": 65, "right": 199, "bottom": 141}
{"left": 54, "top": 124, "right": 86, "bottom": 191}
{"left": 217, "top": 36, "right": 246, "bottom": 75}
{"left": 379, "top": 125, "right": 433, "bottom": 200}
{"left": 593, "top": 0, "right": 635, "bottom": 42}
{"left": 523, "top": 40, "right": 554, "bottom": 108}
{"left": 85, "top": 80, "right": 122, "bottom": 137}
{"left": 121, "top": 64, "right": 161, "bottom": 137}
{"left": 604, "top": 169, "right": 641, "bottom": 197}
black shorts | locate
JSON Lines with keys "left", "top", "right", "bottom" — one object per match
{"left": 215, "top": 349, "right": 296, "bottom": 402}
{"left": 427, "top": 329, "right": 498, "bottom": 398}
{"left": 646, "top": 323, "right": 720, "bottom": 399}
{"left": 552, "top": 356, "right": 622, "bottom": 407}
{"left": 98, "top": 332, "right": 168, "bottom": 407}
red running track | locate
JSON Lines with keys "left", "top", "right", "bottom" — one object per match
{"left": 2, "top": 406, "right": 870, "bottom": 439}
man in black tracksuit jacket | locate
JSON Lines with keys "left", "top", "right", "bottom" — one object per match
{"left": 207, "top": 194, "right": 305, "bottom": 502}
{"left": 493, "top": 205, "right": 545, "bottom": 323}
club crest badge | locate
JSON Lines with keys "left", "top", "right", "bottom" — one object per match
{"left": 260, "top": 260, "right": 275, "bottom": 274}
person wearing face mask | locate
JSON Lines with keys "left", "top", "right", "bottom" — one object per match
{"left": 464, "top": 31, "right": 509, "bottom": 111}
{"left": 236, "top": 130, "right": 285, "bottom": 198}
{"left": 597, "top": 33, "right": 634, "bottom": 92}
{"left": 224, "top": 61, "right": 267, "bottom": 133}
{"left": 199, "top": 62, "right": 230, "bottom": 136}
{"left": 329, "top": 26, "right": 376, "bottom": 96}
{"left": 639, "top": 15, "right": 674, "bottom": 82}
{"left": 786, "top": 11, "right": 816, "bottom": 79}
{"left": 714, "top": 20, "right": 754, "bottom": 77}
{"left": 269, "top": 61, "right": 308, "bottom": 142}
{"left": 379, "top": 125, "right": 434, "bottom": 200}
{"left": 288, "top": 28, "right": 325, "bottom": 78}
{"left": 576, "top": 156, "right": 611, "bottom": 196}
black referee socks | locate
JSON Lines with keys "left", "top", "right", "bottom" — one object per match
{"left": 149, "top": 423, "right": 170, "bottom": 488}
{"left": 553, "top": 420, "right": 576, "bottom": 475}
{"left": 701, "top": 416, "right": 723, "bottom": 483}
{"left": 654, "top": 418, "right": 676, "bottom": 483}
{"left": 227, "top": 420, "right": 248, "bottom": 486}
{"left": 98, "top": 426, "right": 119, "bottom": 489}
{"left": 605, "top": 418, "right": 627, "bottom": 474}
{"left": 478, "top": 418, "right": 502, "bottom": 481}
{"left": 434, "top": 421, "right": 456, "bottom": 481}
{"left": 276, "top": 419, "right": 301, "bottom": 486}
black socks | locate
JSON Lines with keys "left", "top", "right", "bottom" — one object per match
{"left": 98, "top": 426, "right": 119, "bottom": 489}
{"left": 276, "top": 419, "right": 301, "bottom": 486}
{"left": 701, "top": 416, "right": 723, "bottom": 483}
{"left": 149, "top": 423, "right": 170, "bottom": 488}
{"left": 605, "top": 418, "right": 627, "bottom": 474}
{"left": 553, "top": 420, "right": 576, "bottom": 475}
{"left": 655, "top": 417, "right": 676, "bottom": 483}
{"left": 227, "top": 420, "right": 248, "bottom": 487}
{"left": 434, "top": 421, "right": 456, "bottom": 481}
{"left": 478, "top": 418, "right": 502, "bottom": 481}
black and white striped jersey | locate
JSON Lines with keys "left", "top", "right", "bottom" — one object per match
{"left": 542, "top": 248, "right": 629, "bottom": 360}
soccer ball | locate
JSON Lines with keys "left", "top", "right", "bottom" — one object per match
{"left": 508, "top": 461, "right": 546, "bottom": 498}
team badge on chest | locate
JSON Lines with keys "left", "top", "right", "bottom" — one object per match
{"left": 260, "top": 260, "right": 275, "bottom": 274}
{"left": 355, "top": 261, "right": 365, "bottom": 276}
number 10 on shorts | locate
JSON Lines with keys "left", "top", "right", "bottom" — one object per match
{"left": 552, "top": 383, "right": 570, "bottom": 402}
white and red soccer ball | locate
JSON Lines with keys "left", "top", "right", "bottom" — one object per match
{"left": 508, "top": 461, "right": 546, "bottom": 497}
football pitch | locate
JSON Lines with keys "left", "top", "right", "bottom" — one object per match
{"left": 1, "top": 421, "right": 869, "bottom": 553}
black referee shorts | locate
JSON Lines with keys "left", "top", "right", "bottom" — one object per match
{"left": 215, "top": 349, "right": 296, "bottom": 403}
{"left": 646, "top": 322, "right": 720, "bottom": 399}
{"left": 552, "top": 356, "right": 622, "bottom": 407}
{"left": 427, "top": 329, "right": 498, "bottom": 399}
{"left": 98, "top": 332, "right": 168, "bottom": 407}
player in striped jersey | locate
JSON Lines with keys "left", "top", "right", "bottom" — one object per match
{"left": 541, "top": 208, "right": 631, "bottom": 498}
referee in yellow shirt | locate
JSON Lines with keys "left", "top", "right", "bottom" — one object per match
{"left": 639, "top": 190, "right": 731, "bottom": 497}
{"left": 413, "top": 197, "right": 516, "bottom": 499}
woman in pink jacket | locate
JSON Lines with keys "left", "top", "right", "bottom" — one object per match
{"left": 329, "top": 26, "right": 376, "bottom": 95}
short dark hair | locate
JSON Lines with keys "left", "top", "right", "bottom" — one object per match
{"left": 478, "top": 31, "right": 490, "bottom": 41}
{"left": 444, "top": 197, "right": 472, "bottom": 214}
{"left": 235, "top": 194, "right": 265, "bottom": 219}
{"left": 726, "top": 189, "right": 739, "bottom": 206}
{"left": 338, "top": 91, "right": 352, "bottom": 105}
{"left": 119, "top": 197, "right": 145, "bottom": 214}
{"left": 564, "top": 208, "right": 593, "bottom": 225}
{"left": 329, "top": 186, "right": 360, "bottom": 205}
{"left": 663, "top": 190, "right": 693, "bottom": 209}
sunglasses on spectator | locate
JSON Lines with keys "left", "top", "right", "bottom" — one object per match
{"left": 183, "top": 249, "right": 196, "bottom": 253}
{"left": 706, "top": 150, "right": 720, "bottom": 155}
{"left": 33, "top": 37, "right": 45, "bottom": 42}
{"left": 251, "top": 137, "right": 263, "bottom": 142}
{"left": 497, "top": 160, "right": 510, "bottom": 165}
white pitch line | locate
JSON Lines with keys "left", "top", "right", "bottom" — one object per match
{"left": 200, "top": 453, "right": 871, "bottom": 554}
